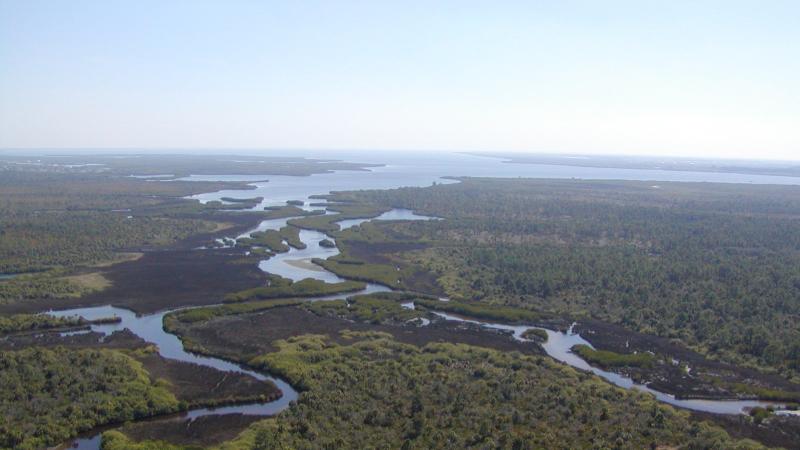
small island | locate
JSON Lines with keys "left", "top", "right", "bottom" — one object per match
{"left": 521, "top": 328, "right": 548, "bottom": 342}
{"left": 319, "top": 239, "right": 336, "bottom": 248}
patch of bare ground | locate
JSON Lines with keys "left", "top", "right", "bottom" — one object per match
{"left": 90, "top": 252, "right": 144, "bottom": 267}
{"left": 61, "top": 272, "right": 111, "bottom": 291}
{"left": 210, "top": 221, "right": 236, "bottom": 232}
{"left": 283, "top": 258, "right": 326, "bottom": 272}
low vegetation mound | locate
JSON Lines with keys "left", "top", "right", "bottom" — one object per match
{"left": 224, "top": 277, "right": 365, "bottom": 303}
{"left": 572, "top": 344, "right": 657, "bottom": 368}
{"left": 521, "top": 328, "right": 548, "bottom": 342}
{"left": 313, "top": 256, "right": 401, "bottom": 287}
{"left": 166, "top": 298, "right": 305, "bottom": 325}
{"left": 287, "top": 204, "right": 388, "bottom": 232}
{"left": 237, "top": 226, "right": 306, "bottom": 253}
{"left": 0, "top": 313, "right": 83, "bottom": 334}
{"left": 305, "top": 293, "right": 426, "bottom": 325}
{"left": 318, "top": 238, "right": 336, "bottom": 248}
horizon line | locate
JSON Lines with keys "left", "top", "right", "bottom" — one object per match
{"left": 1, "top": 147, "right": 799, "bottom": 163}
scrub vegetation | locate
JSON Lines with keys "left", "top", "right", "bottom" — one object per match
{"left": 572, "top": 345, "right": 657, "bottom": 368}
{"left": 209, "top": 197, "right": 264, "bottom": 210}
{"left": 0, "top": 210, "right": 214, "bottom": 273}
{"left": 415, "top": 298, "right": 542, "bottom": 324}
{"left": 521, "top": 328, "right": 548, "bottom": 342}
{"left": 0, "top": 347, "right": 180, "bottom": 449}
{"left": 312, "top": 255, "right": 402, "bottom": 287}
{"left": 0, "top": 313, "right": 84, "bottom": 334}
{"left": 5, "top": 159, "right": 800, "bottom": 449}
{"left": 0, "top": 271, "right": 93, "bottom": 304}
{"left": 165, "top": 298, "right": 306, "bottom": 326}
{"left": 236, "top": 226, "right": 306, "bottom": 253}
{"left": 227, "top": 333, "right": 762, "bottom": 449}
{"left": 224, "top": 276, "right": 365, "bottom": 302}
{"left": 309, "top": 224, "right": 435, "bottom": 290}
{"left": 100, "top": 431, "right": 187, "bottom": 450}
{"left": 238, "top": 230, "right": 290, "bottom": 253}
{"left": 305, "top": 292, "right": 427, "bottom": 325}
{"left": 318, "top": 238, "right": 336, "bottom": 248}
{"left": 333, "top": 178, "right": 800, "bottom": 380}
{"left": 287, "top": 203, "right": 389, "bottom": 232}
{"left": 0, "top": 170, "right": 256, "bottom": 306}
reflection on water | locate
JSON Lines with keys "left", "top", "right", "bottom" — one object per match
{"left": 258, "top": 229, "right": 343, "bottom": 283}
{"left": 337, "top": 208, "right": 439, "bottom": 230}
{"left": 184, "top": 152, "right": 800, "bottom": 210}
{"left": 49, "top": 305, "right": 273, "bottom": 382}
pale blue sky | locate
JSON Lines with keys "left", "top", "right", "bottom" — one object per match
{"left": 1, "top": 1, "right": 798, "bottom": 159}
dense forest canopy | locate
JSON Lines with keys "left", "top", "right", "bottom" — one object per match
{"left": 228, "top": 332, "right": 761, "bottom": 449}
{"left": 333, "top": 179, "right": 800, "bottom": 378}
{"left": 0, "top": 347, "right": 180, "bottom": 449}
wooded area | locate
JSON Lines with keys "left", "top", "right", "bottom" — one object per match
{"left": 332, "top": 179, "right": 800, "bottom": 380}
{"left": 236, "top": 332, "right": 761, "bottom": 449}
{"left": 0, "top": 347, "right": 180, "bottom": 449}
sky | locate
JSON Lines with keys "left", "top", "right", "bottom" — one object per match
{"left": 1, "top": 1, "right": 798, "bottom": 160}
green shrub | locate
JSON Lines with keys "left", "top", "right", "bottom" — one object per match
{"left": 572, "top": 344, "right": 656, "bottom": 368}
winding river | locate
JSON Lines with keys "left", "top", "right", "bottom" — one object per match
{"left": 50, "top": 206, "right": 407, "bottom": 449}
{"left": 49, "top": 154, "right": 799, "bottom": 447}
{"left": 421, "top": 311, "right": 782, "bottom": 415}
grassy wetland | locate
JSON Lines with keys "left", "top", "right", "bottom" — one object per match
{"left": 142, "top": 303, "right": 771, "bottom": 449}
{"left": 2, "top": 155, "right": 800, "bottom": 449}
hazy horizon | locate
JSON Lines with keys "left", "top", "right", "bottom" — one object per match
{"left": 2, "top": 147, "right": 800, "bottom": 165}
{"left": 2, "top": 1, "right": 798, "bottom": 160}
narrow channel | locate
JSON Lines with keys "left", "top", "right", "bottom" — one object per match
{"left": 48, "top": 206, "right": 425, "bottom": 448}
{"left": 420, "top": 310, "right": 785, "bottom": 415}
{"left": 48, "top": 186, "right": 788, "bottom": 448}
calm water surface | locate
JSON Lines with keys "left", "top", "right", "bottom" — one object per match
{"left": 185, "top": 153, "right": 800, "bottom": 209}
{"left": 337, "top": 208, "right": 439, "bottom": 230}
